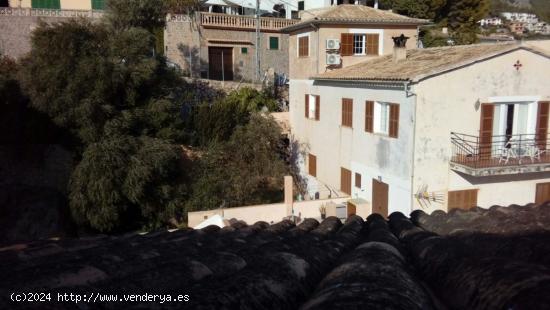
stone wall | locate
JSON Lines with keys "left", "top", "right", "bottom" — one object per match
{"left": 165, "top": 14, "right": 290, "bottom": 82}
{"left": 0, "top": 8, "right": 103, "bottom": 58}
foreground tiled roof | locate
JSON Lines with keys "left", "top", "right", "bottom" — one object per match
{"left": 313, "top": 43, "right": 550, "bottom": 82}
{"left": 1, "top": 203, "right": 550, "bottom": 309}
{"left": 282, "top": 5, "right": 428, "bottom": 32}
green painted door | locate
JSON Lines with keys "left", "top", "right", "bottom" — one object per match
{"left": 92, "top": 0, "right": 105, "bottom": 10}
{"left": 31, "top": 0, "right": 61, "bottom": 9}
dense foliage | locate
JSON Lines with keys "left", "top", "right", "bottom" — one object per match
{"left": 379, "top": 0, "right": 490, "bottom": 45}
{"left": 187, "top": 87, "right": 279, "bottom": 146}
{"left": 12, "top": 0, "right": 286, "bottom": 232}
{"left": 186, "top": 114, "right": 288, "bottom": 211}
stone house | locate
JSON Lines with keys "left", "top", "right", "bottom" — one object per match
{"left": 164, "top": 12, "right": 297, "bottom": 81}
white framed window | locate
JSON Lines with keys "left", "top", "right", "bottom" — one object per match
{"left": 353, "top": 34, "right": 365, "bottom": 55}
{"left": 374, "top": 101, "right": 390, "bottom": 135}
{"left": 308, "top": 94, "right": 319, "bottom": 119}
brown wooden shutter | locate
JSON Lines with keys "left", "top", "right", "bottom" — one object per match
{"left": 342, "top": 98, "right": 353, "bottom": 128}
{"left": 448, "top": 189, "right": 478, "bottom": 211}
{"left": 535, "top": 182, "right": 550, "bottom": 205}
{"left": 308, "top": 154, "right": 317, "bottom": 177}
{"left": 536, "top": 101, "right": 549, "bottom": 150}
{"left": 340, "top": 167, "right": 351, "bottom": 195}
{"left": 366, "top": 34, "right": 379, "bottom": 55}
{"left": 479, "top": 104, "right": 494, "bottom": 159}
{"left": 365, "top": 100, "right": 374, "bottom": 133}
{"left": 389, "top": 103, "right": 400, "bottom": 138}
{"left": 355, "top": 173, "right": 361, "bottom": 188}
{"left": 299, "top": 36, "right": 309, "bottom": 57}
{"left": 305, "top": 94, "right": 309, "bottom": 118}
{"left": 341, "top": 33, "right": 354, "bottom": 56}
{"left": 315, "top": 95, "right": 320, "bottom": 121}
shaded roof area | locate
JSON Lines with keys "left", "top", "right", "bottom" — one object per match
{"left": 313, "top": 43, "right": 550, "bottom": 82}
{"left": 282, "top": 5, "right": 428, "bottom": 32}
{"left": 1, "top": 203, "right": 550, "bottom": 309}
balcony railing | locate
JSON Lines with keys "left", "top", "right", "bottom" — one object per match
{"left": 200, "top": 12, "right": 298, "bottom": 32}
{"left": 450, "top": 132, "right": 550, "bottom": 173}
{"left": 0, "top": 7, "right": 104, "bottom": 18}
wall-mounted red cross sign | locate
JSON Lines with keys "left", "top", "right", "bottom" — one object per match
{"left": 513, "top": 60, "right": 523, "bottom": 71}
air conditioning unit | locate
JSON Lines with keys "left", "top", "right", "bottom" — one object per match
{"left": 326, "top": 39, "right": 340, "bottom": 50}
{"left": 326, "top": 53, "right": 341, "bottom": 65}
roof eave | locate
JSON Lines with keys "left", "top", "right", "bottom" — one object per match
{"left": 282, "top": 19, "right": 429, "bottom": 33}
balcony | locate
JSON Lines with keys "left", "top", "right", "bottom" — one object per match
{"left": 450, "top": 132, "right": 550, "bottom": 176}
{"left": 200, "top": 12, "right": 298, "bottom": 32}
{"left": 0, "top": 7, "right": 104, "bottom": 18}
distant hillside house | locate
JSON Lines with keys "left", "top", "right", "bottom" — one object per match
{"left": 509, "top": 21, "right": 526, "bottom": 35}
{"left": 502, "top": 12, "right": 539, "bottom": 24}
{"left": 4, "top": 0, "right": 105, "bottom": 10}
{"left": 479, "top": 17, "right": 503, "bottom": 27}
{"left": 289, "top": 39, "right": 550, "bottom": 216}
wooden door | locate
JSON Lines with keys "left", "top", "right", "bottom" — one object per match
{"left": 479, "top": 104, "right": 494, "bottom": 159}
{"left": 448, "top": 189, "right": 478, "bottom": 211}
{"left": 372, "top": 179, "right": 389, "bottom": 217}
{"left": 208, "top": 47, "right": 233, "bottom": 81}
{"left": 535, "top": 183, "right": 550, "bottom": 205}
{"left": 340, "top": 168, "right": 351, "bottom": 195}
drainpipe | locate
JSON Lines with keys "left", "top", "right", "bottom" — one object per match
{"left": 310, "top": 23, "right": 319, "bottom": 75}
{"left": 406, "top": 81, "right": 418, "bottom": 214}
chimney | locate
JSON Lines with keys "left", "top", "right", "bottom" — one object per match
{"left": 374, "top": 0, "right": 379, "bottom": 9}
{"left": 284, "top": 176, "right": 293, "bottom": 216}
{"left": 392, "top": 34, "right": 409, "bottom": 63}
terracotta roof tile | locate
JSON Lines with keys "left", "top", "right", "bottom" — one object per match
{"left": 313, "top": 42, "right": 531, "bottom": 82}
{"left": 282, "top": 5, "right": 428, "bottom": 32}
{"left": 1, "top": 204, "right": 550, "bottom": 309}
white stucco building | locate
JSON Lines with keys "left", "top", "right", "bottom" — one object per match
{"left": 501, "top": 12, "right": 539, "bottom": 24}
{"left": 287, "top": 36, "right": 550, "bottom": 215}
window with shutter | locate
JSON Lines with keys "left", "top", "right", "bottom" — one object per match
{"left": 365, "top": 101, "right": 374, "bottom": 133}
{"left": 304, "top": 94, "right": 309, "bottom": 118}
{"left": 341, "top": 168, "right": 352, "bottom": 195}
{"left": 479, "top": 104, "right": 494, "bottom": 159}
{"left": 366, "top": 34, "right": 379, "bottom": 55}
{"left": 308, "top": 154, "right": 317, "bottom": 177}
{"left": 269, "top": 37, "right": 279, "bottom": 50}
{"left": 536, "top": 101, "right": 549, "bottom": 150}
{"left": 32, "top": 0, "right": 60, "bottom": 8}
{"left": 92, "top": 0, "right": 105, "bottom": 10}
{"left": 342, "top": 98, "right": 353, "bottom": 128}
{"left": 298, "top": 36, "right": 309, "bottom": 57}
{"left": 389, "top": 103, "right": 399, "bottom": 138}
{"left": 448, "top": 189, "right": 478, "bottom": 211}
{"left": 340, "top": 33, "right": 354, "bottom": 56}
{"left": 315, "top": 95, "right": 320, "bottom": 121}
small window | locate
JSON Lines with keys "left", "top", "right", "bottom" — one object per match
{"left": 341, "top": 168, "right": 352, "bottom": 195}
{"left": 355, "top": 173, "right": 362, "bottom": 189}
{"left": 373, "top": 102, "right": 399, "bottom": 138}
{"left": 31, "top": 0, "right": 61, "bottom": 9}
{"left": 241, "top": 47, "right": 248, "bottom": 54}
{"left": 269, "top": 37, "right": 279, "bottom": 50}
{"left": 92, "top": 0, "right": 105, "bottom": 10}
{"left": 342, "top": 98, "right": 353, "bottom": 128}
{"left": 305, "top": 95, "right": 320, "bottom": 120}
{"left": 353, "top": 34, "right": 364, "bottom": 55}
{"left": 298, "top": 1, "right": 304, "bottom": 10}
{"left": 448, "top": 189, "right": 478, "bottom": 211}
{"left": 298, "top": 36, "right": 309, "bottom": 57}
{"left": 308, "top": 154, "right": 317, "bottom": 177}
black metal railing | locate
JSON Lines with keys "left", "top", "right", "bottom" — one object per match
{"left": 451, "top": 132, "right": 550, "bottom": 169}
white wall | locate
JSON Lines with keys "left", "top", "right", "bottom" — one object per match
{"left": 413, "top": 48, "right": 550, "bottom": 212}
{"left": 289, "top": 79, "right": 416, "bottom": 215}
